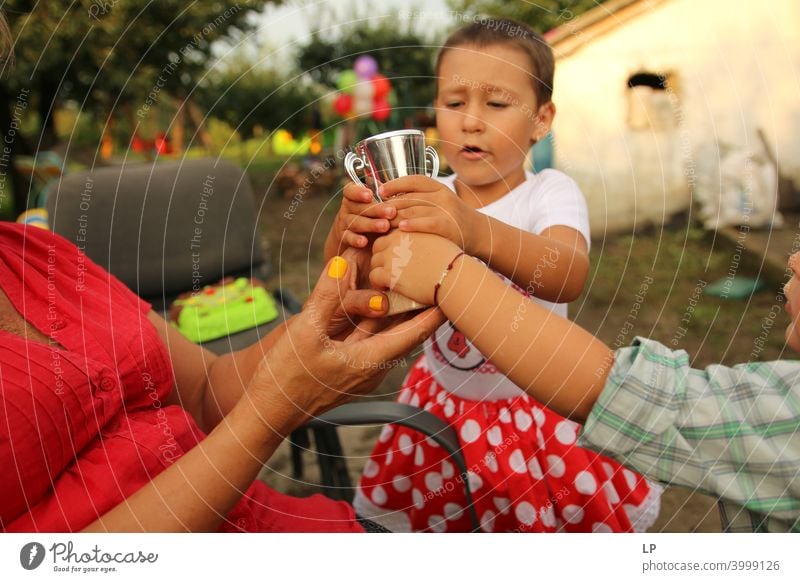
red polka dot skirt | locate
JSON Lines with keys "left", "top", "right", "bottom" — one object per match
{"left": 354, "top": 358, "right": 662, "bottom": 532}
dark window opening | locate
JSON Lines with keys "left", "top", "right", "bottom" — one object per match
{"left": 627, "top": 72, "right": 667, "bottom": 90}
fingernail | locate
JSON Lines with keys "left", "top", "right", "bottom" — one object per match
{"left": 369, "top": 295, "right": 384, "bottom": 311}
{"left": 399, "top": 220, "right": 408, "bottom": 229}
{"left": 327, "top": 256, "right": 348, "bottom": 279}
{"left": 385, "top": 207, "right": 396, "bottom": 218}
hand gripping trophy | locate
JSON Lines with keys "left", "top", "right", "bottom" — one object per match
{"left": 344, "top": 129, "right": 440, "bottom": 315}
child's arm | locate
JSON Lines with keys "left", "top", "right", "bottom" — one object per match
{"left": 323, "top": 183, "right": 396, "bottom": 262}
{"left": 381, "top": 176, "right": 589, "bottom": 302}
{"left": 369, "top": 230, "right": 610, "bottom": 421}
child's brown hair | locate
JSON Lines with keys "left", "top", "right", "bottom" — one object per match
{"left": 436, "top": 17, "right": 554, "bottom": 105}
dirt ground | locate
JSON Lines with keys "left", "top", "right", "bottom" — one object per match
{"left": 251, "top": 180, "right": 790, "bottom": 533}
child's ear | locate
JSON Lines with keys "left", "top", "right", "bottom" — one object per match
{"left": 531, "top": 101, "right": 556, "bottom": 144}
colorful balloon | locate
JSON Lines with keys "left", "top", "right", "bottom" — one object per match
{"left": 372, "top": 74, "right": 391, "bottom": 100}
{"left": 354, "top": 55, "right": 379, "bottom": 79}
{"left": 333, "top": 93, "right": 353, "bottom": 116}
{"left": 372, "top": 97, "right": 391, "bottom": 121}
{"left": 336, "top": 70, "right": 359, "bottom": 92}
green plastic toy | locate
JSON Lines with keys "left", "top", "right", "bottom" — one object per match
{"left": 173, "top": 278, "right": 279, "bottom": 343}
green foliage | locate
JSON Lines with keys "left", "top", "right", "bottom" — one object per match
{"left": 197, "top": 66, "right": 322, "bottom": 138}
{"left": 297, "top": 18, "right": 437, "bottom": 114}
{"left": 1, "top": 1, "right": 275, "bottom": 113}
{"left": 446, "top": 0, "right": 602, "bottom": 33}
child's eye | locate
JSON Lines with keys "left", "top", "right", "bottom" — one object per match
{"left": 444, "top": 101, "right": 463, "bottom": 108}
{"left": 488, "top": 101, "right": 509, "bottom": 109}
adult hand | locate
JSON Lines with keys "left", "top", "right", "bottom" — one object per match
{"left": 369, "top": 230, "right": 462, "bottom": 305}
{"left": 381, "top": 175, "right": 480, "bottom": 254}
{"left": 247, "top": 253, "right": 444, "bottom": 431}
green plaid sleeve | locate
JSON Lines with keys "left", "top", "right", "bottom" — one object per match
{"left": 578, "top": 337, "right": 800, "bottom": 532}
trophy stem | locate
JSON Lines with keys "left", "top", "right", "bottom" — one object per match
{"left": 384, "top": 290, "right": 428, "bottom": 316}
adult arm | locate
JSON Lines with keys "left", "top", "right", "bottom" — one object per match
{"left": 83, "top": 255, "right": 443, "bottom": 532}
{"left": 155, "top": 250, "right": 391, "bottom": 432}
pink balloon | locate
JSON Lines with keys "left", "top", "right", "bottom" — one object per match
{"left": 354, "top": 55, "right": 379, "bottom": 79}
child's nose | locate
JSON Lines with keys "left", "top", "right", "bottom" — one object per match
{"left": 461, "top": 108, "right": 484, "bottom": 133}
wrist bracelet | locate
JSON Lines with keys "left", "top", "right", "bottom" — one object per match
{"left": 433, "top": 251, "right": 466, "bottom": 306}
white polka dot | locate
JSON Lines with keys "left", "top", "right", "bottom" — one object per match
{"left": 398, "top": 391, "right": 410, "bottom": 404}
{"left": 385, "top": 449, "right": 394, "bottom": 465}
{"left": 435, "top": 391, "right": 447, "bottom": 405}
{"left": 528, "top": 457, "right": 544, "bottom": 480}
{"left": 362, "top": 459, "right": 379, "bottom": 478}
{"left": 444, "top": 398, "right": 456, "bottom": 418}
{"left": 427, "top": 514, "right": 446, "bottom": 532}
{"left": 592, "top": 522, "right": 612, "bottom": 533}
{"left": 508, "top": 449, "right": 527, "bottom": 474}
{"left": 532, "top": 407, "right": 546, "bottom": 427}
{"left": 460, "top": 419, "right": 481, "bottom": 444}
{"left": 484, "top": 452, "right": 498, "bottom": 473}
{"left": 624, "top": 468, "right": 638, "bottom": 490}
{"left": 486, "top": 425, "right": 503, "bottom": 447}
{"left": 412, "top": 488, "right": 425, "bottom": 509}
{"left": 575, "top": 471, "right": 598, "bottom": 495}
{"left": 546, "top": 454, "right": 565, "bottom": 478}
{"left": 603, "top": 481, "right": 620, "bottom": 504}
{"left": 441, "top": 460, "right": 455, "bottom": 480}
{"left": 398, "top": 434, "right": 414, "bottom": 455}
{"left": 425, "top": 471, "right": 443, "bottom": 492}
{"left": 414, "top": 445, "right": 425, "bottom": 466}
{"left": 467, "top": 471, "right": 483, "bottom": 492}
{"left": 409, "top": 393, "right": 421, "bottom": 408}
{"left": 562, "top": 504, "right": 585, "bottom": 524}
{"left": 514, "top": 410, "right": 533, "bottom": 432}
{"left": 498, "top": 408, "right": 512, "bottom": 423}
{"left": 372, "top": 485, "right": 387, "bottom": 506}
{"left": 554, "top": 420, "right": 577, "bottom": 445}
{"left": 378, "top": 425, "right": 394, "bottom": 443}
{"left": 444, "top": 502, "right": 463, "bottom": 521}
{"left": 493, "top": 497, "right": 511, "bottom": 515}
{"left": 540, "top": 504, "right": 556, "bottom": 528}
{"left": 424, "top": 402, "right": 434, "bottom": 411}
{"left": 480, "top": 510, "right": 496, "bottom": 532}
{"left": 425, "top": 436, "right": 440, "bottom": 448}
{"left": 428, "top": 383, "right": 437, "bottom": 396}
{"left": 515, "top": 501, "right": 537, "bottom": 526}
{"left": 393, "top": 475, "right": 411, "bottom": 493}
{"left": 603, "top": 462, "right": 615, "bottom": 479}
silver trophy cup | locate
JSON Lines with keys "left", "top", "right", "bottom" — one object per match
{"left": 344, "top": 129, "right": 439, "bottom": 201}
{"left": 343, "top": 129, "right": 440, "bottom": 314}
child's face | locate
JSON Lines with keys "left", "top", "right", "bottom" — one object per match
{"left": 435, "top": 43, "right": 554, "bottom": 200}
{"left": 784, "top": 252, "right": 800, "bottom": 352}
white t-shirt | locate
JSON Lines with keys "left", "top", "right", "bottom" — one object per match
{"left": 422, "top": 169, "right": 590, "bottom": 401}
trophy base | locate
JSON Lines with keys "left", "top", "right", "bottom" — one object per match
{"left": 385, "top": 291, "right": 428, "bottom": 315}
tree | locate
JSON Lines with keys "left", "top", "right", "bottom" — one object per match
{"left": 1, "top": 0, "right": 276, "bottom": 213}
{"left": 446, "top": 0, "right": 601, "bottom": 34}
{"left": 197, "top": 63, "right": 321, "bottom": 139}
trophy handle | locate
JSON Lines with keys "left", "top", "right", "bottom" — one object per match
{"left": 425, "top": 146, "right": 440, "bottom": 179}
{"left": 344, "top": 152, "right": 367, "bottom": 187}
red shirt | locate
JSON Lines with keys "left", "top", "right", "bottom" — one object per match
{"left": 0, "top": 223, "right": 362, "bottom": 532}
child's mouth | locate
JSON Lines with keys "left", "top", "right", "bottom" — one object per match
{"left": 461, "top": 145, "right": 488, "bottom": 160}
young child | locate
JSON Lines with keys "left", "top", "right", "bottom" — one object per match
{"left": 368, "top": 229, "right": 800, "bottom": 533}
{"left": 326, "top": 18, "right": 661, "bottom": 532}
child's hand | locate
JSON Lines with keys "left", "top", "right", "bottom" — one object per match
{"left": 380, "top": 176, "right": 479, "bottom": 254}
{"left": 370, "top": 230, "right": 462, "bottom": 305}
{"left": 325, "top": 182, "right": 396, "bottom": 259}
